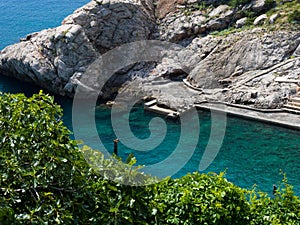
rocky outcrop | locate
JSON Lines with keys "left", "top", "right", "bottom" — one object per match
{"left": 1, "top": 0, "right": 300, "bottom": 110}
{"left": 156, "top": 0, "right": 275, "bottom": 42}
{"left": 152, "top": 28, "right": 300, "bottom": 109}
{"left": 155, "top": 0, "right": 186, "bottom": 19}
{"left": 0, "top": 0, "right": 156, "bottom": 97}
{"left": 62, "top": 0, "right": 156, "bottom": 53}
{"left": 158, "top": 4, "right": 236, "bottom": 42}
{"left": 187, "top": 29, "right": 300, "bottom": 90}
{"left": 115, "top": 28, "right": 300, "bottom": 110}
{"left": 0, "top": 24, "right": 98, "bottom": 97}
{"left": 155, "top": 0, "right": 228, "bottom": 19}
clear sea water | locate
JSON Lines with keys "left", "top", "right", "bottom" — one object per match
{"left": 0, "top": 0, "right": 299, "bottom": 195}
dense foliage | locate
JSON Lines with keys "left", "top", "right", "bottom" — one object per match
{"left": 0, "top": 91, "right": 92, "bottom": 223}
{"left": 289, "top": 9, "right": 300, "bottom": 23}
{"left": 0, "top": 92, "right": 299, "bottom": 224}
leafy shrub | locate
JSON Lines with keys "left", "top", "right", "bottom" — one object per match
{"left": 151, "top": 172, "right": 251, "bottom": 225}
{"left": 0, "top": 91, "right": 94, "bottom": 224}
{"left": 288, "top": 9, "right": 300, "bottom": 23}
{"left": 0, "top": 92, "right": 299, "bottom": 224}
{"left": 249, "top": 174, "right": 300, "bottom": 225}
{"left": 0, "top": 91, "right": 155, "bottom": 224}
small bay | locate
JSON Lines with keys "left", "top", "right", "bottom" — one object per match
{"left": 0, "top": 0, "right": 299, "bottom": 195}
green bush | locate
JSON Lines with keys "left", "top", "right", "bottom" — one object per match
{"left": 249, "top": 174, "right": 300, "bottom": 225}
{"left": 0, "top": 91, "right": 155, "bottom": 224}
{"left": 150, "top": 172, "right": 251, "bottom": 224}
{"left": 0, "top": 92, "right": 299, "bottom": 224}
{"left": 288, "top": 9, "right": 300, "bottom": 23}
{"left": 0, "top": 91, "right": 94, "bottom": 224}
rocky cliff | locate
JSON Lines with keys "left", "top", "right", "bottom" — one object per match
{"left": 186, "top": 29, "right": 300, "bottom": 108}
{"left": 0, "top": 0, "right": 300, "bottom": 109}
{"left": 0, "top": 0, "right": 156, "bottom": 97}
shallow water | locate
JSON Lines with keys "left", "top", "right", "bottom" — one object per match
{"left": 91, "top": 104, "right": 300, "bottom": 195}
{"left": 0, "top": 0, "right": 299, "bottom": 195}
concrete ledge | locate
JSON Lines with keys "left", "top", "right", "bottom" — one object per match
{"left": 275, "top": 77, "right": 300, "bottom": 83}
{"left": 144, "top": 99, "right": 157, "bottom": 107}
{"left": 202, "top": 100, "right": 284, "bottom": 113}
{"left": 195, "top": 102, "right": 300, "bottom": 131}
{"left": 144, "top": 99, "right": 179, "bottom": 119}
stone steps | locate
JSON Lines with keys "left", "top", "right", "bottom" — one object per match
{"left": 284, "top": 104, "right": 300, "bottom": 110}
{"left": 283, "top": 94, "right": 300, "bottom": 114}
{"left": 290, "top": 96, "right": 300, "bottom": 103}
{"left": 144, "top": 98, "right": 179, "bottom": 119}
{"left": 286, "top": 101, "right": 300, "bottom": 107}
{"left": 282, "top": 106, "right": 300, "bottom": 115}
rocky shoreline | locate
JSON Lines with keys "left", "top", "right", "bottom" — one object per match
{"left": 1, "top": 0, "right": 300, "bottom": 112}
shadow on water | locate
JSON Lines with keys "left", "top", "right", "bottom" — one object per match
{"left": 0, "top": 73, "right": 74, "bottom": 129}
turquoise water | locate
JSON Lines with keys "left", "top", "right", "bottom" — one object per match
{"left": 0, "top": 0, "right": 90, "bottom": 50}
{"left": 91, "top": 105, "right": 300, "bottom": 195}
{"left": 0, "top": 0, "right": 300, "bottom": 195}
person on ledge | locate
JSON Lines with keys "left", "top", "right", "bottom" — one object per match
{"left": 113, "top": 139, "right": 119, "bottom": 156}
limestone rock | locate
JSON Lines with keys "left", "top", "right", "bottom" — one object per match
{"left": 251, "top": 0, "right": 268, "bottom": 12}
{"left": 187, "top": 30, "right": 300, "bottom": 89}
{"left": 236, "top": 17, "right": 247, "bottom": 28}
{"left": 254, "top": 14, "right": 268, "bottom": 26}
{"left": 63, "top": 0, "right": 156, "bottom": 53}
{"left": 269, "top": 13, "right": 279, "bottom": 24}
{"left": 0, "top": 24, "right": 98, "bottom": 97}
{"left": 208, "top": 5, "right": 230, "bottom": 18}
{"left": 155, "top": 0, "right": 185, "bottom": 19}
{"left": 158, "top": 4, "right": 236, "bottom": 41}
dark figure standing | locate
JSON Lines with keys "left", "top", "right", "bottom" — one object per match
{"left": 113, "top": 139, "right": 119, "bottom": 155}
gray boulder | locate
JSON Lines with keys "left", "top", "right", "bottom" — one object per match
{"left": 251, "top": 0, "right": 269, "bottom": 12}
{"left": 254, "top": 14, "right": 268, "bottom": 26}
{"left": 269, "top": 13, "right": 279, "bottom": 24}
{"left": 236, "top": 17, "right": 247, "bottom": 28}
{"left": 208, "top": 5, "right": 230, "bottom": 18}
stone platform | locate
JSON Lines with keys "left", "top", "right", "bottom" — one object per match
{"left": 195, "top": 102, "right": 300, "bottom": 131}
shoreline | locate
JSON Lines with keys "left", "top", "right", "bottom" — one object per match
{"left": 181, "top": 77, "right": 300, "bottom": 131}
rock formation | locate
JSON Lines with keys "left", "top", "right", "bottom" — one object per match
{"left": 0, "top": 0, "right": 156, "bottom": 97}
{"left": 0, "top": 0, "right": 300, "bottom": 110}
{"left": 186, "top": 29, "right": 300, "bottom": 108}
